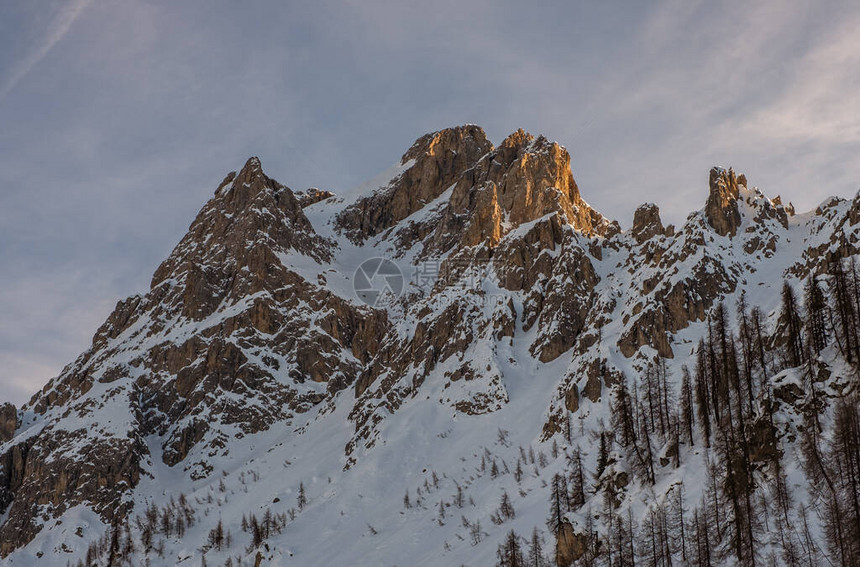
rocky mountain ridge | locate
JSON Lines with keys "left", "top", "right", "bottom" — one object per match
{"left": 1, "top": 125, "right": 859, "bottom": 566}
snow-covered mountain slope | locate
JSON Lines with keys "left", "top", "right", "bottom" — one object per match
{"left": 1, "top": 125, "right": 859, "bottom": 566}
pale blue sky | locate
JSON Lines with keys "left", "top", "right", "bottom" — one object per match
{"left": 1, "top": 0, "right": 859, "bottom": 405}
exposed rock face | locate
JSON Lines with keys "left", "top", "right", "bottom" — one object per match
{"left": 295, "top": 187, "right": 335, "bottom": 208}
{"left": 611, "top": 177, "right": 785, "bottom": 360}
{"left": 523, "top": 232, "right": 599, "bottom": 362}
{"left": 429, "top": 130, "right": 609, "bottom": 254}
{"left": 615, "top": 233, "right": 734, "bottom": 359}
{"left": 848, "top": 192, "right": 860, "bottom": 225}
{"left": 350, "top": 273, "right": 517, "bottom": 435}
{"left": 0, "top": 404, "right": 15, "bottom": 443}
{"left": 631, "top": 203, "right": 664, "bottom": 244}
{"left": 336, "top": 125, "right": 493, "bottom": 242}
{"left": 347, "top": 129, "right": 610, "bottom": 434}
{"left": 705, "top": 167, "right": 743, "bottom": 237}
{"left": 152, "top": 156, "right": 332, "bottom": 295}
{"left": 0, "top": 430, "right": 142, "bottom": 556}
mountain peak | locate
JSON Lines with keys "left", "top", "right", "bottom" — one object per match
{"left": 336, "top": 125, "right": 494, "bottom": 242}
{"left": 413, "top": 128, "right": 613, "bottom": 257}
{"left": 401, "top": 124, "right": 490, "bottom": 164}
{"left": 243, "top": 155, "right": 261, "bottom": 169}
{"left": 7, "top": 128, "right": 860, "bottom": 566}
{"left": 151, "top": 157, "right": 330, "bottom": 293}
{"left": 705, "top": 166, "right": 744, "bottom": 237}
{"left": 631, "top": 202, "right": 665, "bottom": 243}
{"left": 499, "top": 127, "right": 533, "bottom": 149}
{"left": 215, "top": 156, "right": 283, "bottom": 211}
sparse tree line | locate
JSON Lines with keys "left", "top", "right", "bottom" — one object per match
{"left": 67, "top": 474, "right": 311, "bottom": 567}
{"left": 409, "top": 256, "right": 859, "bottom": 566}
{"left": 533, "top": 252, "right": 860, "bottom": 567}
{"left": 67, "top": 493, "right": 199, "bottom": 567}
{"left": 401, "top": 435, "right": 565, "bottom": 565}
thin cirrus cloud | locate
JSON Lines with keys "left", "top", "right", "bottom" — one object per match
{"left": 732, "top": 20, "right": 860, "bottom": 146}
{"left": 0, "top": 0, "right": 858, "bottom": 406}
{"left": 0, "top": 0, "right": 94, "bottom": 102}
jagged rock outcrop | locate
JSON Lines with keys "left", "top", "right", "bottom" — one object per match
{"left": 152, "top": 156, "right": 332, "bottom": 296}
{"left": 336, "top": 125, "right": 493, "bottom": 242}
{"left": 519, "top": 228, "right": 599, "bottom": 362}
{"left": 615, "top": 231, "right": 735, "bottom": 359}
{"left": 611, "top": 171, "right": 769, "bottom": 359}
{"left": 705, "top": 166, "right": 743, "bottom": 237}
{"left": 350, "top": 278, "right": 516, "bottom": 428}
{"left": 848, "top": 191, "right": 860, "bottom": 225}
{"left": 0, "top": 441, "right": 30, "bottom": 523}
{"left": 0, "top": 404, "right": 15, "bottom": 443}
{"left": 631, "top": 203, "right": 665, "bottom": 244}
{"left": 0, "top": 428, "right": 142, "bottom": 555}
{"left": 428, "top": 130, "right": 609, "bottom": 255}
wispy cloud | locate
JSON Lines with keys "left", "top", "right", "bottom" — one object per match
{"left": 728, "top": 16, "right": 860, "bottom": 146}
{"left": 0, "top": 0, "right": 93, "bottom": 102}
{"left": 1, "top": 0, "right": 859, "bottom": 405}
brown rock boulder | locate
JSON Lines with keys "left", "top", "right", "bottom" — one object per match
{"left": 0, "top": 404, "right": 16, "bottom": 443}
{"left": 850, "top": 192, "right": 860, "bottom": 225}
{"left": 564, "top": 384, "right": 580, "bottom": 413}
{"left": 556, "top": 522, "right": 588, "bottom": 567}
{"left": 582, "top": 371, "right": 602, "bottom": 403}
{"left": 748, "top": 416, "right": 780, "bottom": 463}
{"left": 618, "top": 303, "right": 675, "bottom": 358}
{"left": 295, "top": 187, "right": 335, "bottom": 208}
